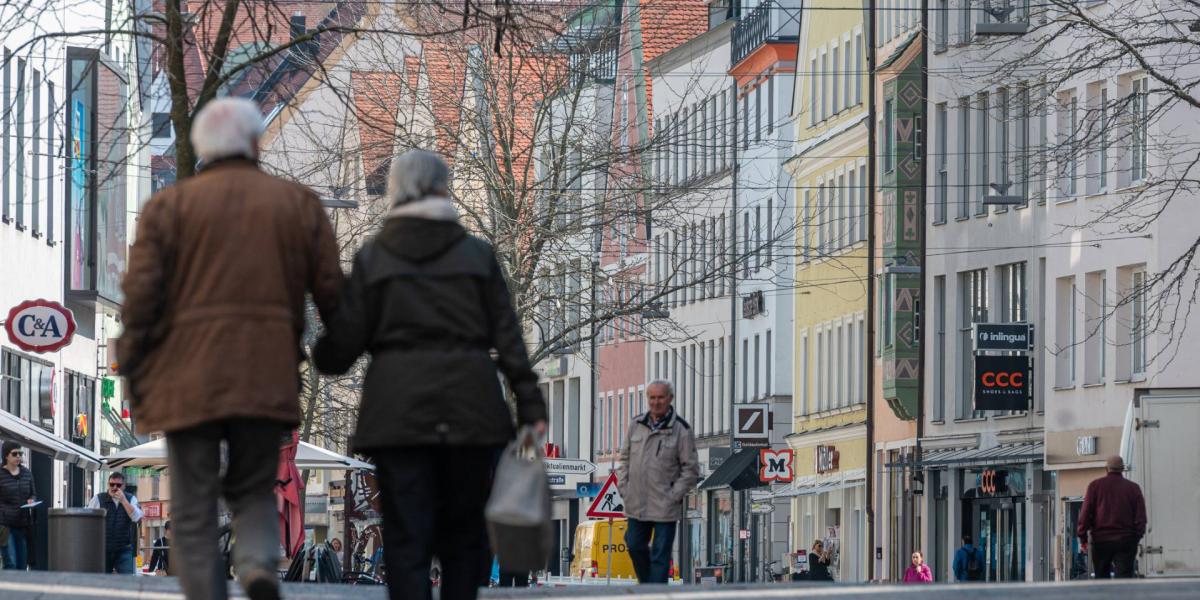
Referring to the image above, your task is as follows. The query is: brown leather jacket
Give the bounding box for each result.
[117,159,343,433]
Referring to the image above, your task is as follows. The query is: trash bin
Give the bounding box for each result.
[48,507,106,572]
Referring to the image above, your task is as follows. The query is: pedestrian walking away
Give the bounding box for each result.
[149,521,171,574]
[806,540,834,582]
[953,535,984,582]
[314,149,546,600]
[904,551,932,583]
[87,472,144,574]
[0,442,36,571]
[1077,455,1147,579]
[118,97,344,600]
[615,380,699,584]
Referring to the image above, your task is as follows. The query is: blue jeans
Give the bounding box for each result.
[4,527,29,570]
[105,547,136,574]
[624,518,676,584]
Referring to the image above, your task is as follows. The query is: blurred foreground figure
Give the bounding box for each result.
[314,150,546,600]
[118,97,343,599]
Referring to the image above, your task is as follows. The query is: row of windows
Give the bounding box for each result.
[596,385,645,455]
[797,315,866,415]
[927,262,1148,422]
[931,74,1150,224]
[0,47,58,245]
[651,76,781,189]
[875,0,921,48]
[808,29,865,126]
[802,162,868,261]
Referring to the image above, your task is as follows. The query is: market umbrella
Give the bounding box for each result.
[276,431,305,558]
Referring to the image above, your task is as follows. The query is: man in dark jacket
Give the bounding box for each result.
[118,98,342,600]
[149,521,170,574]
[87,472,143,574]
[1077,455,1147,578]
[314,149,545,600]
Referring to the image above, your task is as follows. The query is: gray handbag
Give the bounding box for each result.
[485,427,552,572]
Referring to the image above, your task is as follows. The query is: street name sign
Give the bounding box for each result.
[544,458,597,476]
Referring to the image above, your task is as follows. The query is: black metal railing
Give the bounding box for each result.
[569,42,617,88]
[730,0,801,67]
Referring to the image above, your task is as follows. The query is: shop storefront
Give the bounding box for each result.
[920,442,1053,582]
[784,429,869,582]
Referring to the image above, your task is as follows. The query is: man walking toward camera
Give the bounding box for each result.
[87,472,143,574]
[617,380,698,584]
[1077,455,1147,578]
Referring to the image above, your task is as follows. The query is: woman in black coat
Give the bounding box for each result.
[0,441,37,570]
[314,150,546,600]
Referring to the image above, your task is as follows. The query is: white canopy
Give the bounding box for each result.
[103,437,373,471]
[0,409,103,470]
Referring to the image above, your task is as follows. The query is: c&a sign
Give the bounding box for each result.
[5,299,77,354]
[974,355,1030,411]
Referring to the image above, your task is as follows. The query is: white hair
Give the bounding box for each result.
[190,97,264,162]
[387,149,450,207]
[646,379,675,397]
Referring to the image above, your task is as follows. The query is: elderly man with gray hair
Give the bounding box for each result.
[314,149,546,600]
[617,379,699,584]
[119,97,343,600]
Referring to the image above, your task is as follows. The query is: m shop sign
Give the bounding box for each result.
[5,300,77,354]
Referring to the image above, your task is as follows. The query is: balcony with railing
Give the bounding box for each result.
[730,0,801,68]
[568,40,617,88]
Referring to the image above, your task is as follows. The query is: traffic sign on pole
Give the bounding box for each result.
[585,472,624,519]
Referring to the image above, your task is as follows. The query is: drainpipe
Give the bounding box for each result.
[865,0,878,583]
[730,76,743,583]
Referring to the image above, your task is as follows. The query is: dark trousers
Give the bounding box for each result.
[167,419,283,600]
[3,527,29,570]
[625,518,676,584]
[372,446,499,600]
[105,547,136,574]
[1092,538,1139,578]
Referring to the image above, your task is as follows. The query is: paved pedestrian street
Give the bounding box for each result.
[2,572,1200,600]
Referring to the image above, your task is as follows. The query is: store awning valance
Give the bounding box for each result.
[104,438,374,471]
[698,448,765,491]
[919,442,1044,469]
[772,479,863,499]
[0,409,102,470]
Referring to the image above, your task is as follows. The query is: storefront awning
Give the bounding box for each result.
[918,442,1044,469]
[772,479,863,499]
[698,448,765,491]
[0,409,102,470]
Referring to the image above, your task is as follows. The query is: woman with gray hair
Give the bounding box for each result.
[314,150,546,600]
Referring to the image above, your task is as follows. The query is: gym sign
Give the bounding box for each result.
[974,355,1030,411]
[5,299,77,354]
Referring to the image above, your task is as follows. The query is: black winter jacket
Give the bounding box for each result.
[313,217,546,450]
[0,466,36,528]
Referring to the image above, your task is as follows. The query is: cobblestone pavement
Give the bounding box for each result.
[1,571,1199,599]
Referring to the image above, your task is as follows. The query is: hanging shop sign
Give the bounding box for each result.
[815,445,840,474]
[5,299,77,353]
[974,355,1031,411]
[759,449,795,483]
[973,323,1034,352]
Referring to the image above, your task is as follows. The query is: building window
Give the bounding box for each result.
[31,69,40,236]
[999,262,1026,323]
[743,211,750,278]
[959,269,987,418]
[958,97,971,218]
[843,38,852,110]
[742,338,749,401]
[858,164,867,241]
[935,102,948,222]
[767,76,775,134]
[799,332,808,416]
[1056,276,1078,387]
[46,79,54,241]
[998,88,1009,203]
[2,47,9,223]
[820,50,828,120]
[831,45,840,113]
[934,276,946,420]
[718,338,726,431]
[766,198,774,266]
[0,349,54,430]
[855,32,863,104]
[1131,269,1147,376]
[754,86,762,143]
[15,56,24,229]
[152,112,172,139]
[1099,86,1108,190]
[1131,78,1148,182]
[810,56,819,125]
[1084,271,1107,385]
[766,330,773,397]
[936,0,948,51]
[1017,83,1030,203]
[754,205,762,271]
[754,335,761,400]
[976,91,989,214]
[883,98,896,172]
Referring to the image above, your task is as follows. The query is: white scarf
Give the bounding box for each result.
[386,196,458,222]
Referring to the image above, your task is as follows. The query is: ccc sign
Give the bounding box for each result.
[979,469,1007,495]
[980,371,1024,388]
[974,355,1030,411]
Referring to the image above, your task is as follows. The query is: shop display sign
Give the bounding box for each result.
[5,299,77,353]
[974,355,1031,411]
[815,445,840,474]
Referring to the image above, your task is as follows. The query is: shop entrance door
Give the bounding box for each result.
[973,499,1025,582]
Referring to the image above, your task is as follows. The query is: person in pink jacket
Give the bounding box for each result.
[904,551,933,583]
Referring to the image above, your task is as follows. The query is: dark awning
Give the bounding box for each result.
[0,410,102,470]
[698,448,765,491]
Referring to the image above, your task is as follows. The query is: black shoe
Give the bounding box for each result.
[241,569,281,600]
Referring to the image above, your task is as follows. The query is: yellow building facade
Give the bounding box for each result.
[782,0,870,582]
